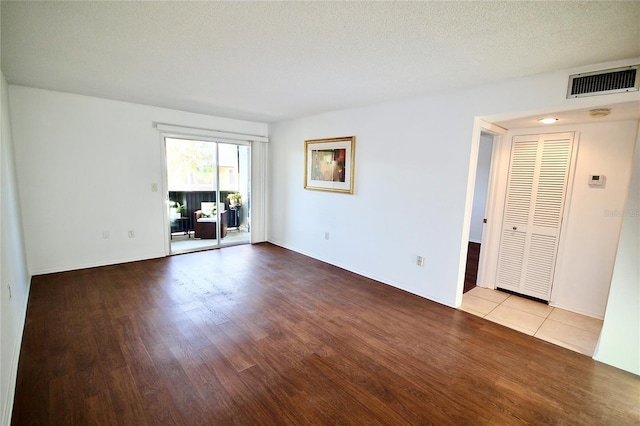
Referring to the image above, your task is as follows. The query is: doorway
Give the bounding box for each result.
[464,132,495,293]
[165,137,251,254]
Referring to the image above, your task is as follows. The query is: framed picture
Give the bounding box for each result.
[304,136,356,194]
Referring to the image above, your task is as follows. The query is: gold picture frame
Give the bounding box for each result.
[304,136,356,194]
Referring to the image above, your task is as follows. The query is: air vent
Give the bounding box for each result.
[567,65,639,98]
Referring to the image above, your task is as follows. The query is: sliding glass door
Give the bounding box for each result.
[165,137,250,254]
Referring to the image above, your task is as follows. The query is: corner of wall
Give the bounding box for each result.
[593,121,640,375]
[1,71,32,426]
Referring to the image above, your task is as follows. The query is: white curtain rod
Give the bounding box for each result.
[153,122,269,143]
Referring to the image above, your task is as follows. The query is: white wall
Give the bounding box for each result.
[268,59,638,306]
[469,133,493,243]
[268,58,639,337]
[8,86,268,274]
[269,98,478,306]
[497,122,638,318]
[0,73,31,426]
[594,124,640,375]
[546,121,637,318]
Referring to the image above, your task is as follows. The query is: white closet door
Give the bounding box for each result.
[496,132,574,301]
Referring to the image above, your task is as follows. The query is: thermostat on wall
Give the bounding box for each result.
[588,174,606,187]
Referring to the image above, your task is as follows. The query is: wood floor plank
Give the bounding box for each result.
[48,374,78,425]
[185,307,258,372]
[90,313,128,371]
[137,329,211,425]
[106,367,152,425]
[117,335,187,425]
[11,243,640,425]
[84,389,120,426]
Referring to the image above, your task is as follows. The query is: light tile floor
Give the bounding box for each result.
[460,287,603,356]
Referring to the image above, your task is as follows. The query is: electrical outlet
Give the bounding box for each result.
[416,256,424,267]
[128,230,135,238]
[151,183,158,192]
[102,231,110,239]
[324,232,330,240]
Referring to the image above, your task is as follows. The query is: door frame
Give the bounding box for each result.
[457,119,507,306]
[467,124,581,301]
[159,131,252,256]
[475,122,508,290]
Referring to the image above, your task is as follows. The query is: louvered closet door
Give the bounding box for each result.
[496,132,574,301]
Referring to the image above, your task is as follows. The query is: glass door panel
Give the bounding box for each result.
[219,143,251,246]
[165,138,250,253]
[166,137,219,253]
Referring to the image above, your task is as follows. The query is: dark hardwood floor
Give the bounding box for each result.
[464,241,481,293]
[12,243,639,425]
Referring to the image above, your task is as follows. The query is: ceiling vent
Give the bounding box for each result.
[567,65,639,98]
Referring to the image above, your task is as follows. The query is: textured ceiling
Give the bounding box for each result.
[2,1,639,123]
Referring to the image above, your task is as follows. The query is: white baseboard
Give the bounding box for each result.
[1,278,31,426]
[548,301,604,320]
[31,252,166,276]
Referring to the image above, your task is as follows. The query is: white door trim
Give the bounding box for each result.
[456,118,507,306]
[476,123,508,290]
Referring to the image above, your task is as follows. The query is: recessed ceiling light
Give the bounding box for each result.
[538,118,558,124]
